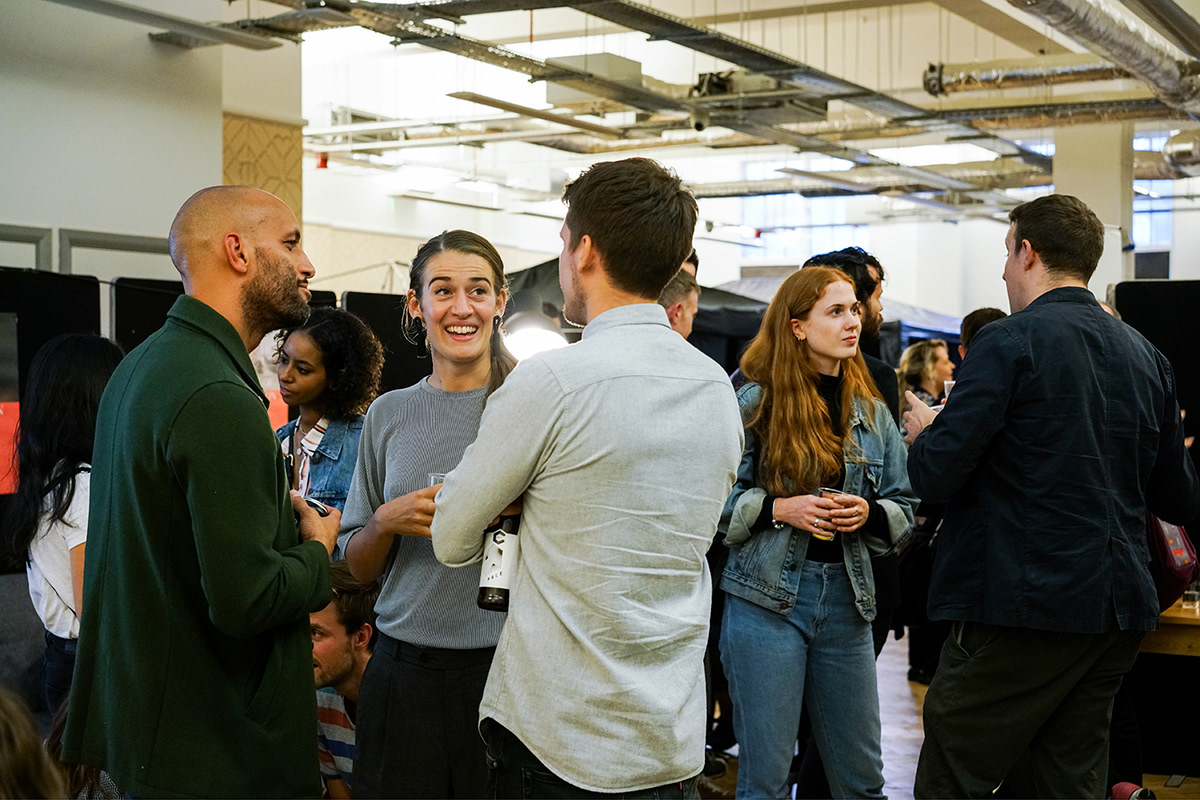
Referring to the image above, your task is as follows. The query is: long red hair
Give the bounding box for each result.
[740,267,883,496]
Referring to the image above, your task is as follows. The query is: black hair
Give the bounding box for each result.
[685,249,700,272]
[562,158,698,299]
[1008,194,1105,282]
[2,335,123,568]
[274,307,384,421]
[803,246,883,308]
[402,230,517,398]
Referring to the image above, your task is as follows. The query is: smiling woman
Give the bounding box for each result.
[337,230,518,798]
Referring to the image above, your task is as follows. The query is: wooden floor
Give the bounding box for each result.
[876,636,1198,800]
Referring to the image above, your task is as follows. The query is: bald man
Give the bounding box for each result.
[62,187,341,798]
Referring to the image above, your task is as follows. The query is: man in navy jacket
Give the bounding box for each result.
[903,194,1198,799]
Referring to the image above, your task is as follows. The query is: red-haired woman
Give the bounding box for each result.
[719,267,917,799]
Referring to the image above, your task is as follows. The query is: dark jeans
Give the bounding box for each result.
[915,622,1144,799]
[44,631,76,714]
[354,635,495,799]
[483,720,700,799]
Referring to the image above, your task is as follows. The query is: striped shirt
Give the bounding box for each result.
[337,380,505,648]
[316,688,355,786]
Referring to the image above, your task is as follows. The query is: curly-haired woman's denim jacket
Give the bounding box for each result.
[719,381,917,622]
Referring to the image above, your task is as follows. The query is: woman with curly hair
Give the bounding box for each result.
[899,338,955,407]
[275,306,384,513]
[339,230,517,798]
[719,267,916,799]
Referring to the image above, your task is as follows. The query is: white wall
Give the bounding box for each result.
[0,2,223,258]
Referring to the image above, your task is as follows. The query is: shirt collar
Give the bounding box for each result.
[166,295,269,407]
[581,303,671,340]
[1027,285,1096,309]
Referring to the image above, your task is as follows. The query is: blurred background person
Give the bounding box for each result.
[0,687,67,798]
[658,267,701,340]
[1,334,123,714]
[339,230,517,799]
[312,560,380,799]
[900,338,954,407]
[276,306,384,518]
[719,267,916,799]
[958,308,1006,361]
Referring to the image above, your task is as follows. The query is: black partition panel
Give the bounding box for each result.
[111,278,184,353]
[0,268,101,567]
[112,279,337,354]
[342,292,431,394]
[1113,279,1199,470]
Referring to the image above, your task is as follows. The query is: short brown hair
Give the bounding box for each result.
[563,158,698,299]
[658,268,700,310]
[960,307,1006,351]
[1008,194,1104,282]
[329,560,380,646]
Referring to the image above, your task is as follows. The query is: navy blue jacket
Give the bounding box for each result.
[908,287,1198,634]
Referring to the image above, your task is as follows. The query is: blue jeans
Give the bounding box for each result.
[721,561,885,799]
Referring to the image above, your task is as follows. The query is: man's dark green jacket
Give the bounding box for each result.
[63,296,331,798]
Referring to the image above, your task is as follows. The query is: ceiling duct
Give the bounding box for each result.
[1163,128,1200,174]
[924,54,1129,94]
[1006,0,1200,116]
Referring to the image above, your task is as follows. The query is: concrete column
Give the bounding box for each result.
[1053,122,1135,299]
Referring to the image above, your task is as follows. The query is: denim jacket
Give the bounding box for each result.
[275,415,365,512]
[719,382,916,621]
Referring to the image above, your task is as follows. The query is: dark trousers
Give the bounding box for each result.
[483,720,700,799]
[354,635,495,799]
[43,631,76,714]
[914,622,1145,799]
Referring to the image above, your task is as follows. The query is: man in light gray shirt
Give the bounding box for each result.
[430,157,744,798]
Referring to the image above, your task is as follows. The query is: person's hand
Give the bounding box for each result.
[1183,409,1193,450]
[373,484,439,539]
[291,491,342,556]
[489,496,525,528]
[824,492,871,533]
[771,494,841,539]
[903,390,938,445]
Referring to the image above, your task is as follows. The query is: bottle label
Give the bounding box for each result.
[479,518,520,590]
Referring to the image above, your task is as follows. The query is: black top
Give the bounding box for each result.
[909,287,1199,633]
[864,353,900,424]
[758,371,889,562]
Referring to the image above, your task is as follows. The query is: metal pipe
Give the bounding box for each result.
[924,55,1128,95]
[1006,0,1200,116]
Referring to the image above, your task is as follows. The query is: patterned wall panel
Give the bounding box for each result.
[222,113,303,218]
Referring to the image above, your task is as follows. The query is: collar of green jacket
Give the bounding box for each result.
[166,294,270,409]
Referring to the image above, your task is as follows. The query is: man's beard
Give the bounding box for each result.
[862,310,881,340]
[561,265,586,327]
[242,247,310,342]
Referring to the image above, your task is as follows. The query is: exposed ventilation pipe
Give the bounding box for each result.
[1163,128,1200,175]
[924,55,1128,94]
[1007,0,1200,116]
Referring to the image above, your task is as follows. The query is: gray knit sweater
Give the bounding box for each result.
[337,379,505,648]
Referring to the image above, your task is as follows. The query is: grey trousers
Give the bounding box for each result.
[914,621,1145,799]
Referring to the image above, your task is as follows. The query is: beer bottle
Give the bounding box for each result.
[477,516,520,611]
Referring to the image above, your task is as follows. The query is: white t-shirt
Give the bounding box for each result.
[27,467,90,639]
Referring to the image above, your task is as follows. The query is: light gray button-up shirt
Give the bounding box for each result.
[432,302,743,792]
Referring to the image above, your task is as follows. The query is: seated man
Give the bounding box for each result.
[312,561,380,799]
